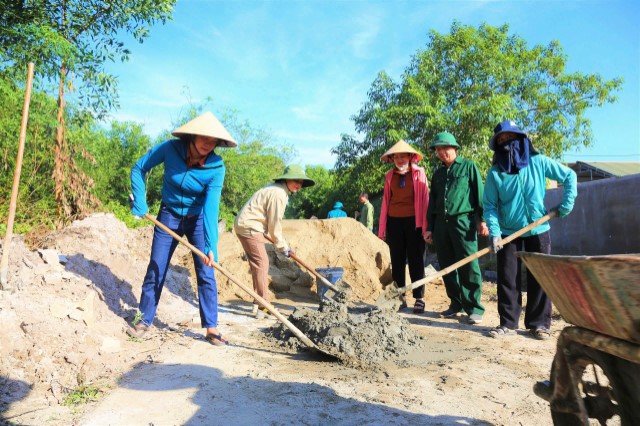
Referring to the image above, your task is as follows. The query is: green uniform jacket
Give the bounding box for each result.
[427,156,484,230]
[359,201,374,230]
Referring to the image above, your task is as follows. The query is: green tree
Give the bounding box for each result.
[0,0,176,223]
[0,74,60,233]
[76,120,152,205]
[334,21,623,179]
[286,165,334,219]
[218,108,295,227]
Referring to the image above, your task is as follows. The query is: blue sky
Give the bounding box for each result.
[106,0,639,168]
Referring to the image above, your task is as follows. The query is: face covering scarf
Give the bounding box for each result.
[495,137,531,174]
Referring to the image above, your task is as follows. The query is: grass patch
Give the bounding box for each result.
[62,385,103,406]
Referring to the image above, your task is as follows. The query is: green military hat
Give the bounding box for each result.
[429,132,461,150]
[273,164,316,187]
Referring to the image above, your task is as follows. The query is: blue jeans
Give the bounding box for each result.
[138,205,218,328]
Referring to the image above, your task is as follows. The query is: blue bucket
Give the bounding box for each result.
[314,267,344,300]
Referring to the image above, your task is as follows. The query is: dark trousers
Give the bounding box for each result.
[386,216,425,299]
[496,231,552,330]
[433,213,484,315]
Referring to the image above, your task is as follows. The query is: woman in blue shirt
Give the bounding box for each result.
[483,120,577,340]
[128,112,236,346]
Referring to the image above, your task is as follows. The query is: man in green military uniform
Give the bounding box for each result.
[357,192,374,231]
[425,132,489,324]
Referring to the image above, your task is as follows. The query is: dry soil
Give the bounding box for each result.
[0,214,568,425]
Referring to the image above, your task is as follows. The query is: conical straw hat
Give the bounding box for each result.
[380,139,423,163]
[172,111,237,147]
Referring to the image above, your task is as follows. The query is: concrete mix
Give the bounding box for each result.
[268,281,426,368]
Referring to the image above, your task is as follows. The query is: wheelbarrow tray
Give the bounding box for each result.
[517,253,640,344]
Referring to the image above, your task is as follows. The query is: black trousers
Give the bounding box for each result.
[496,231,552,330]
[386,216,425,299]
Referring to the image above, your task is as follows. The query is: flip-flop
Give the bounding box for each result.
[205,332,229,346]
[126,323,148,338]
[488,326,515,338]
[529,327,551,340]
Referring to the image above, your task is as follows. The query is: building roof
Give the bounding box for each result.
[569,161,640,182]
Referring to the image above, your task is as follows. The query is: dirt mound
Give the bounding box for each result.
[0,214,393,411]
[217,218,393,303]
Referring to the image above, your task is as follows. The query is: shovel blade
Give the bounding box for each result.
[374,283,403,311]
[374,265,440,310]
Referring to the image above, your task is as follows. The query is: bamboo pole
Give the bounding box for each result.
[1,63,35,291]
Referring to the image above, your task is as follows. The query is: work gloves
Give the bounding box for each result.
[490,236,503,253]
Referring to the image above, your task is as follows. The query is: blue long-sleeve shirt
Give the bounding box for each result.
[130,139,225,260]
[483,154,577,238]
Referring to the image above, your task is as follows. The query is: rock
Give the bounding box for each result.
[38,249,60,265]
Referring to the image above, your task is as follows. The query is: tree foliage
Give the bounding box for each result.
[0,0,176,224]
[333,21,623,180]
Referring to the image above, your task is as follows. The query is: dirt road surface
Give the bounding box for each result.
[1,214,563,425]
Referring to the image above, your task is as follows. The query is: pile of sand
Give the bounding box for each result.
[216,217,393,304]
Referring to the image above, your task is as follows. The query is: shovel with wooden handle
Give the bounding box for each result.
[137,208,336,359]
[261,233,350,296]
[375,210,558,309]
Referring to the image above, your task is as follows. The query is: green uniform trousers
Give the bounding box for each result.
[433,213,484,315]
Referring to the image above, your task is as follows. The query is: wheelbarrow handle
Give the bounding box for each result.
[142,213,322,353]
[261,233,341,293]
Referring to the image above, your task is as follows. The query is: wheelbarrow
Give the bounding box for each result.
[517,252,640,425]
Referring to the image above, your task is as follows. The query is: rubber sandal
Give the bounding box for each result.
[126,323,148,338]
[413,299,425,314]
[488,326,515,338]
[205,332,229,346]
[529,327,551,340]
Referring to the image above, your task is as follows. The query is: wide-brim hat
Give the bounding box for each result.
[489,120,527,150]
[380,139,423,163]
[429,131,461,150]
[273,164,316,187]
[172,111,238,147]
[333,202,344,209]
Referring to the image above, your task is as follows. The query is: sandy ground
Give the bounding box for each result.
[77,297,563,426]
[0,214,566,425]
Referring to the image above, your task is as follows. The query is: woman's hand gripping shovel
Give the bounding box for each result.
[375,211,558,310]
[129,196,336,359]
[261,234,352,302]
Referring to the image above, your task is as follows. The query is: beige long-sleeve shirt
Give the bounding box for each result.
[233,182,290,251]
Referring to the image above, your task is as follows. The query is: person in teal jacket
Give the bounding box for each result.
[127,112,236,346]
[327,201,347,218]
[483,120,577,340]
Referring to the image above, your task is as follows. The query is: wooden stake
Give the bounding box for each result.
[1,63,35,290]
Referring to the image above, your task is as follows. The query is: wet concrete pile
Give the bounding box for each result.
[269,282,426,368]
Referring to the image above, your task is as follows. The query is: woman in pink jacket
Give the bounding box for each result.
[378,140,429,313]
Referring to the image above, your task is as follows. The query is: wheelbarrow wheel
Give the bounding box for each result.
[550,342,640,426]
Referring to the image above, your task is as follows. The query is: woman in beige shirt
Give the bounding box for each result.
[234,165,315,318]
